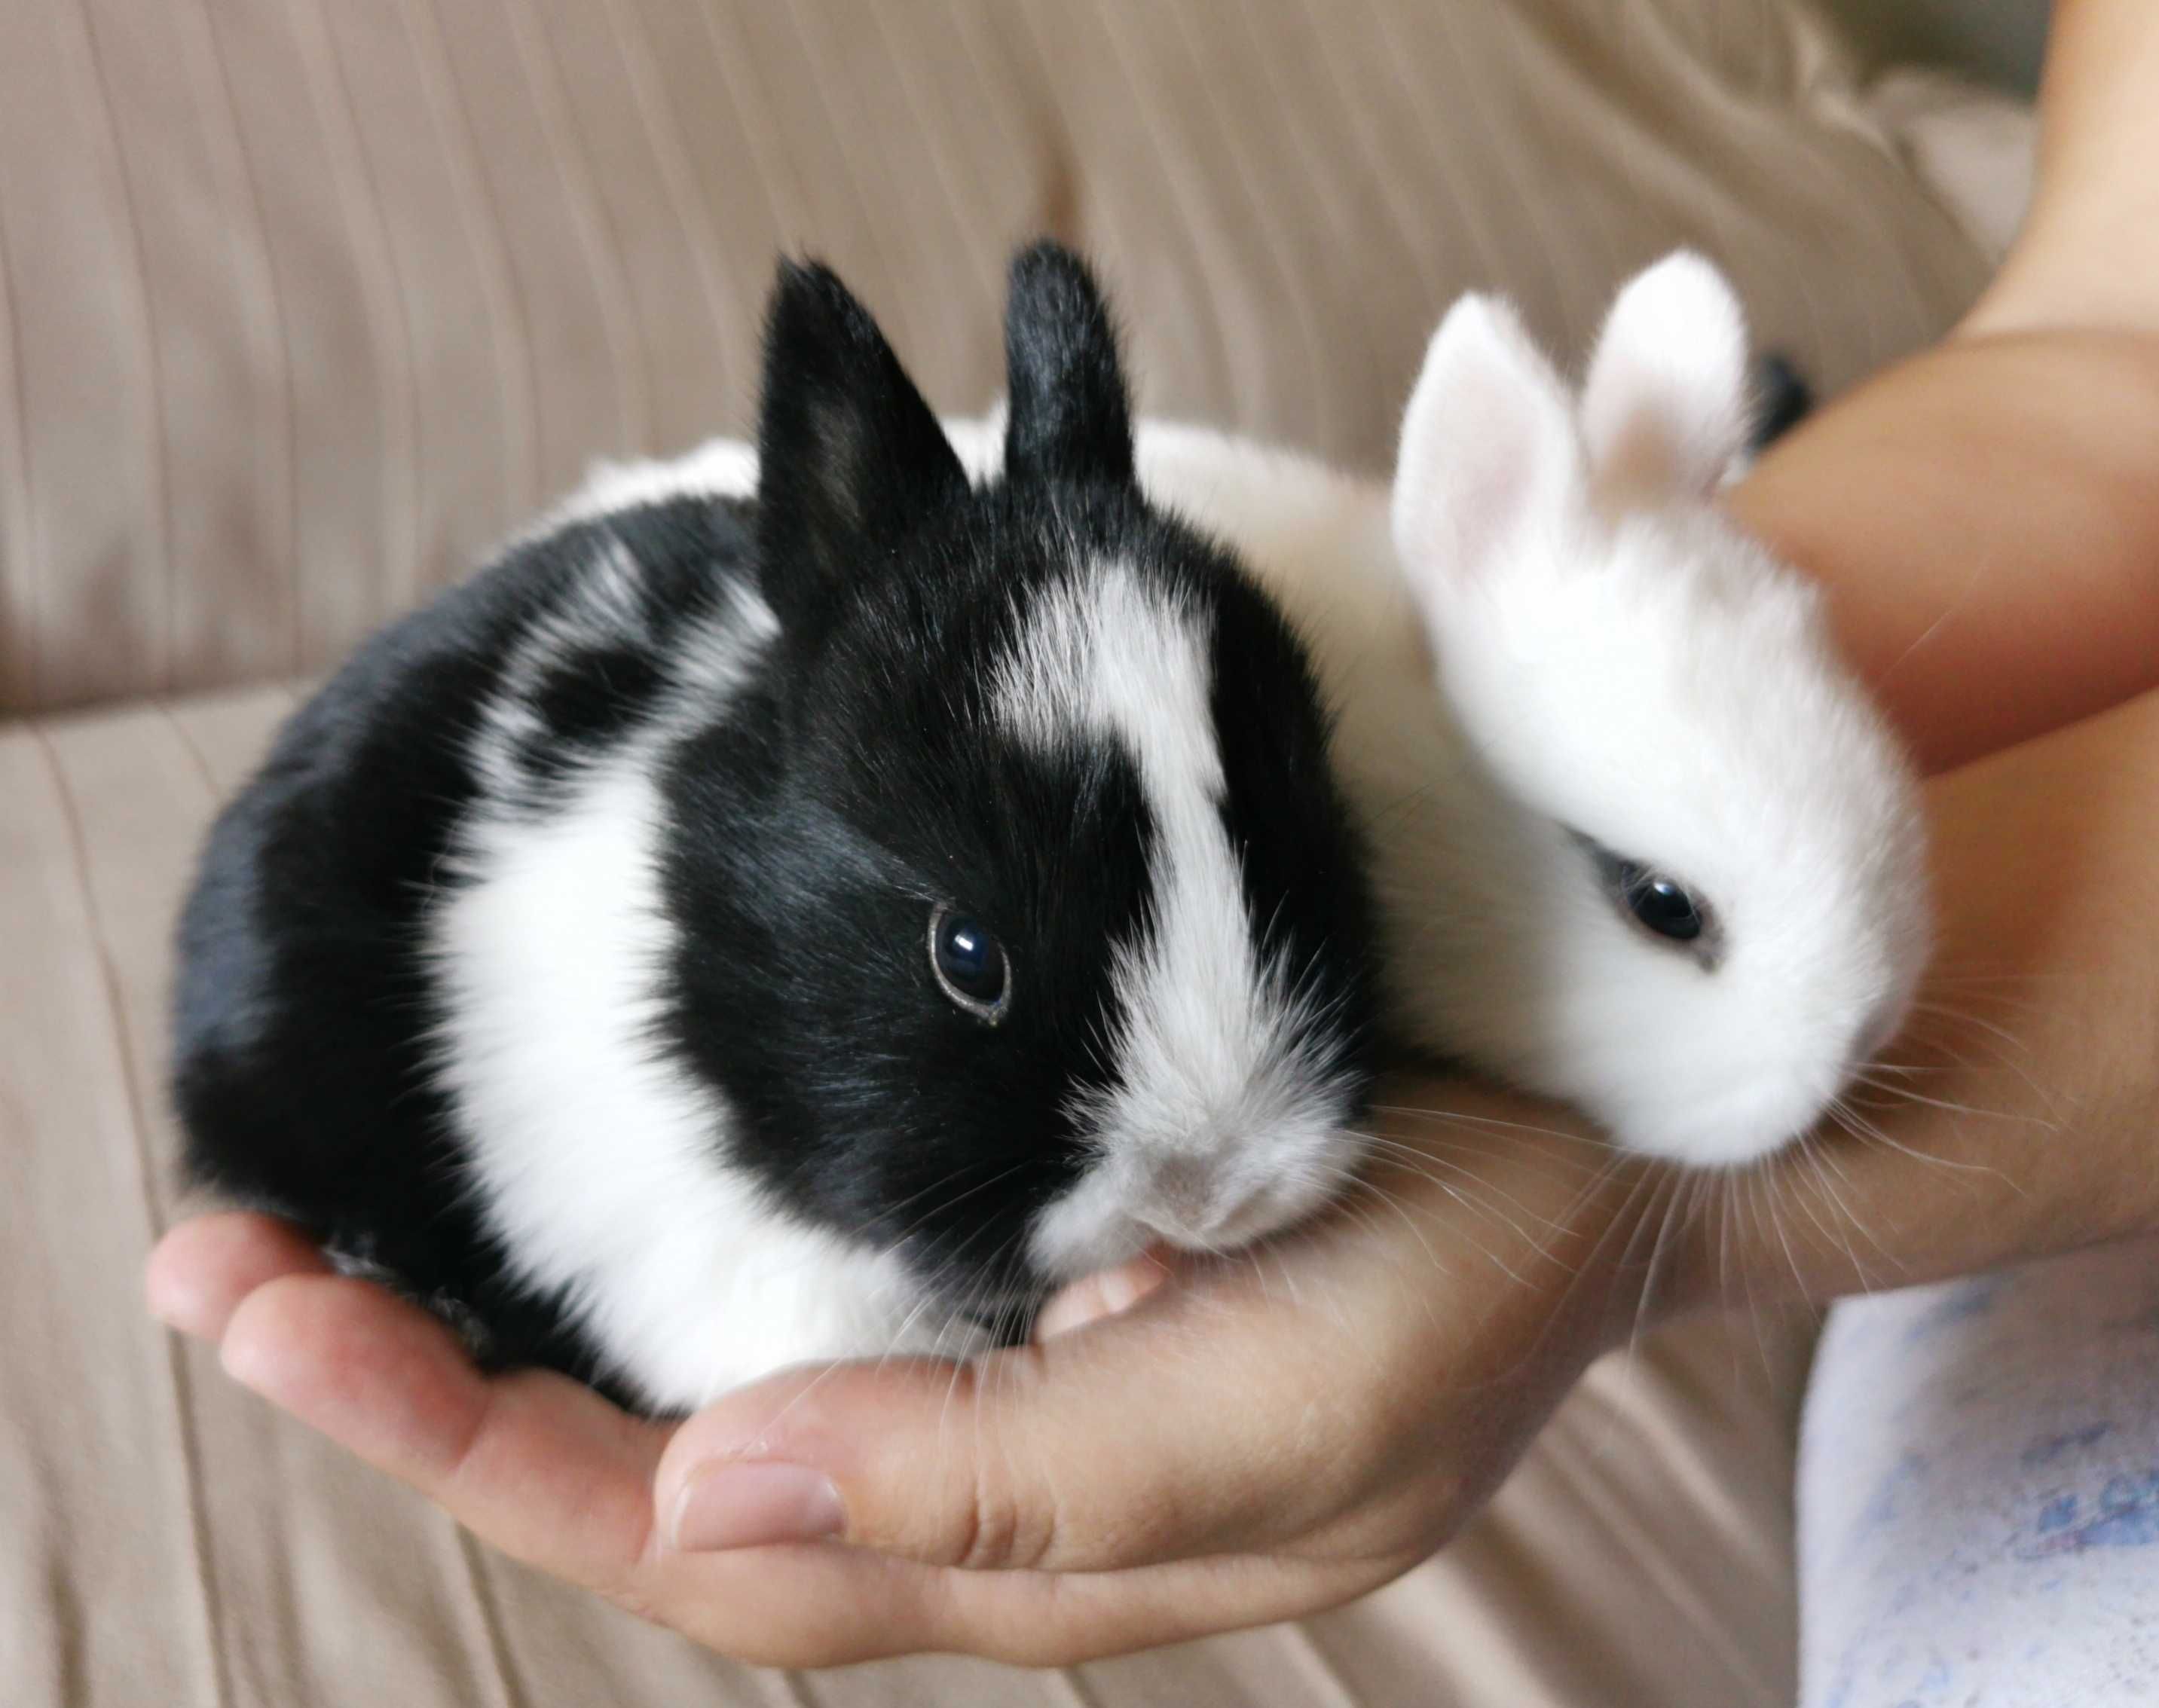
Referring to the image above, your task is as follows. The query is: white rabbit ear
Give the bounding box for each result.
[1391,294,1583,602]
[1579,252,1750,508]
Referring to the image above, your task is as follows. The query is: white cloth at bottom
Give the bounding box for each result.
[1799,1234,2159,1705]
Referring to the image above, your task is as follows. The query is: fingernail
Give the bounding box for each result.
[668,1461,846,1552]
[1099,1252,1170,1315]
[145,1260,216,1341]
[147,1289,199,1338]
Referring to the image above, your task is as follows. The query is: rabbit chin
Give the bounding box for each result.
[1506,941,1912,1171]
[1584,1073,1846,1169]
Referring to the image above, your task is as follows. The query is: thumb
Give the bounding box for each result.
[651,1264,1363,1573]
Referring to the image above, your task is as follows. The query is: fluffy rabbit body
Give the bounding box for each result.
[172,246,1379,1411]
[653,254,1918,1168]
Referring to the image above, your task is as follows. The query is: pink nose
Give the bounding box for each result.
[1136,1155,1257,1245]
[1148,1155,1213,1224]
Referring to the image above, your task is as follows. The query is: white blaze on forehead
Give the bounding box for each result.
[993,563,1228,799]
[992,564,1359,1278]
[992,570,1255,1113]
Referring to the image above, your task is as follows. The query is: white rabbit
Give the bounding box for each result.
[1131,254,1930,1166]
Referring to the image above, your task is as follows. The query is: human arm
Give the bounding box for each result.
[1728,0,2159,774]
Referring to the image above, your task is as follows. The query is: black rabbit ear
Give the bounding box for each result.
[1002,241,1135,488]
[756,258,968,628]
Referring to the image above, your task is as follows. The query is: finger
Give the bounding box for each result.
[1033,1246,1173,1340]
[209,1282,1399,1664]
[654,1257,1376,1575]
[925,1543,1419,1666]
[146,1211,332,1340]
[676,1532,1410,1668]
[218,1272,665,1587]
[196,1266,1347,1666]
[211,1271,986,1666]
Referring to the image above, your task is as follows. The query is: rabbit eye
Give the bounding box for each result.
[929,903,1011,1022]
[1619,867,1703,942]
[1586,843,1712,951]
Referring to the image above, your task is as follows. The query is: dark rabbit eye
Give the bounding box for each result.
[1619,867,1703,942]
[1586,843,1712,951]
[929,903,1011,1022]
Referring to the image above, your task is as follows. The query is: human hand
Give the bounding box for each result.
[146,676,2159,1666]
[147,1088,1659,1667]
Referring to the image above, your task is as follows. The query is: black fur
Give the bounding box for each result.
[755,258,971,640]
[1003,240,1136,488]
[172,243,1378,1408]
[1751,353,1814,451]
[1209,579,1377,1022]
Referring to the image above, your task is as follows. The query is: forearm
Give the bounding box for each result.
[1728,337,2159,775]
[1725,0,2159,778]
[1964,0,2159,344]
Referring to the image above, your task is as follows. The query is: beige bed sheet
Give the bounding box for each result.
[2,0,2003,1700]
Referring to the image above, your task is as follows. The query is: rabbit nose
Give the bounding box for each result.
[1136,1154,1240,1244]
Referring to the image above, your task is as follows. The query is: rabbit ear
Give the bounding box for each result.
[1002,240,1136,488]
[1579,252,1750,508]
[755,257,968,633]
[1391,293,1583,605]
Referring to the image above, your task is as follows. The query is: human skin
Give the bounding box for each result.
[1740,0,2159,778]
[147,0,2159,1669]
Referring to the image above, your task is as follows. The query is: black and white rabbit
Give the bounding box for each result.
[171,244,1380,1412]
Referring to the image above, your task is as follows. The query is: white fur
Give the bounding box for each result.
[991,565,1365,1278]
[549,438,763,526]
[467,537,654,802]
[1579,252,1750,507]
